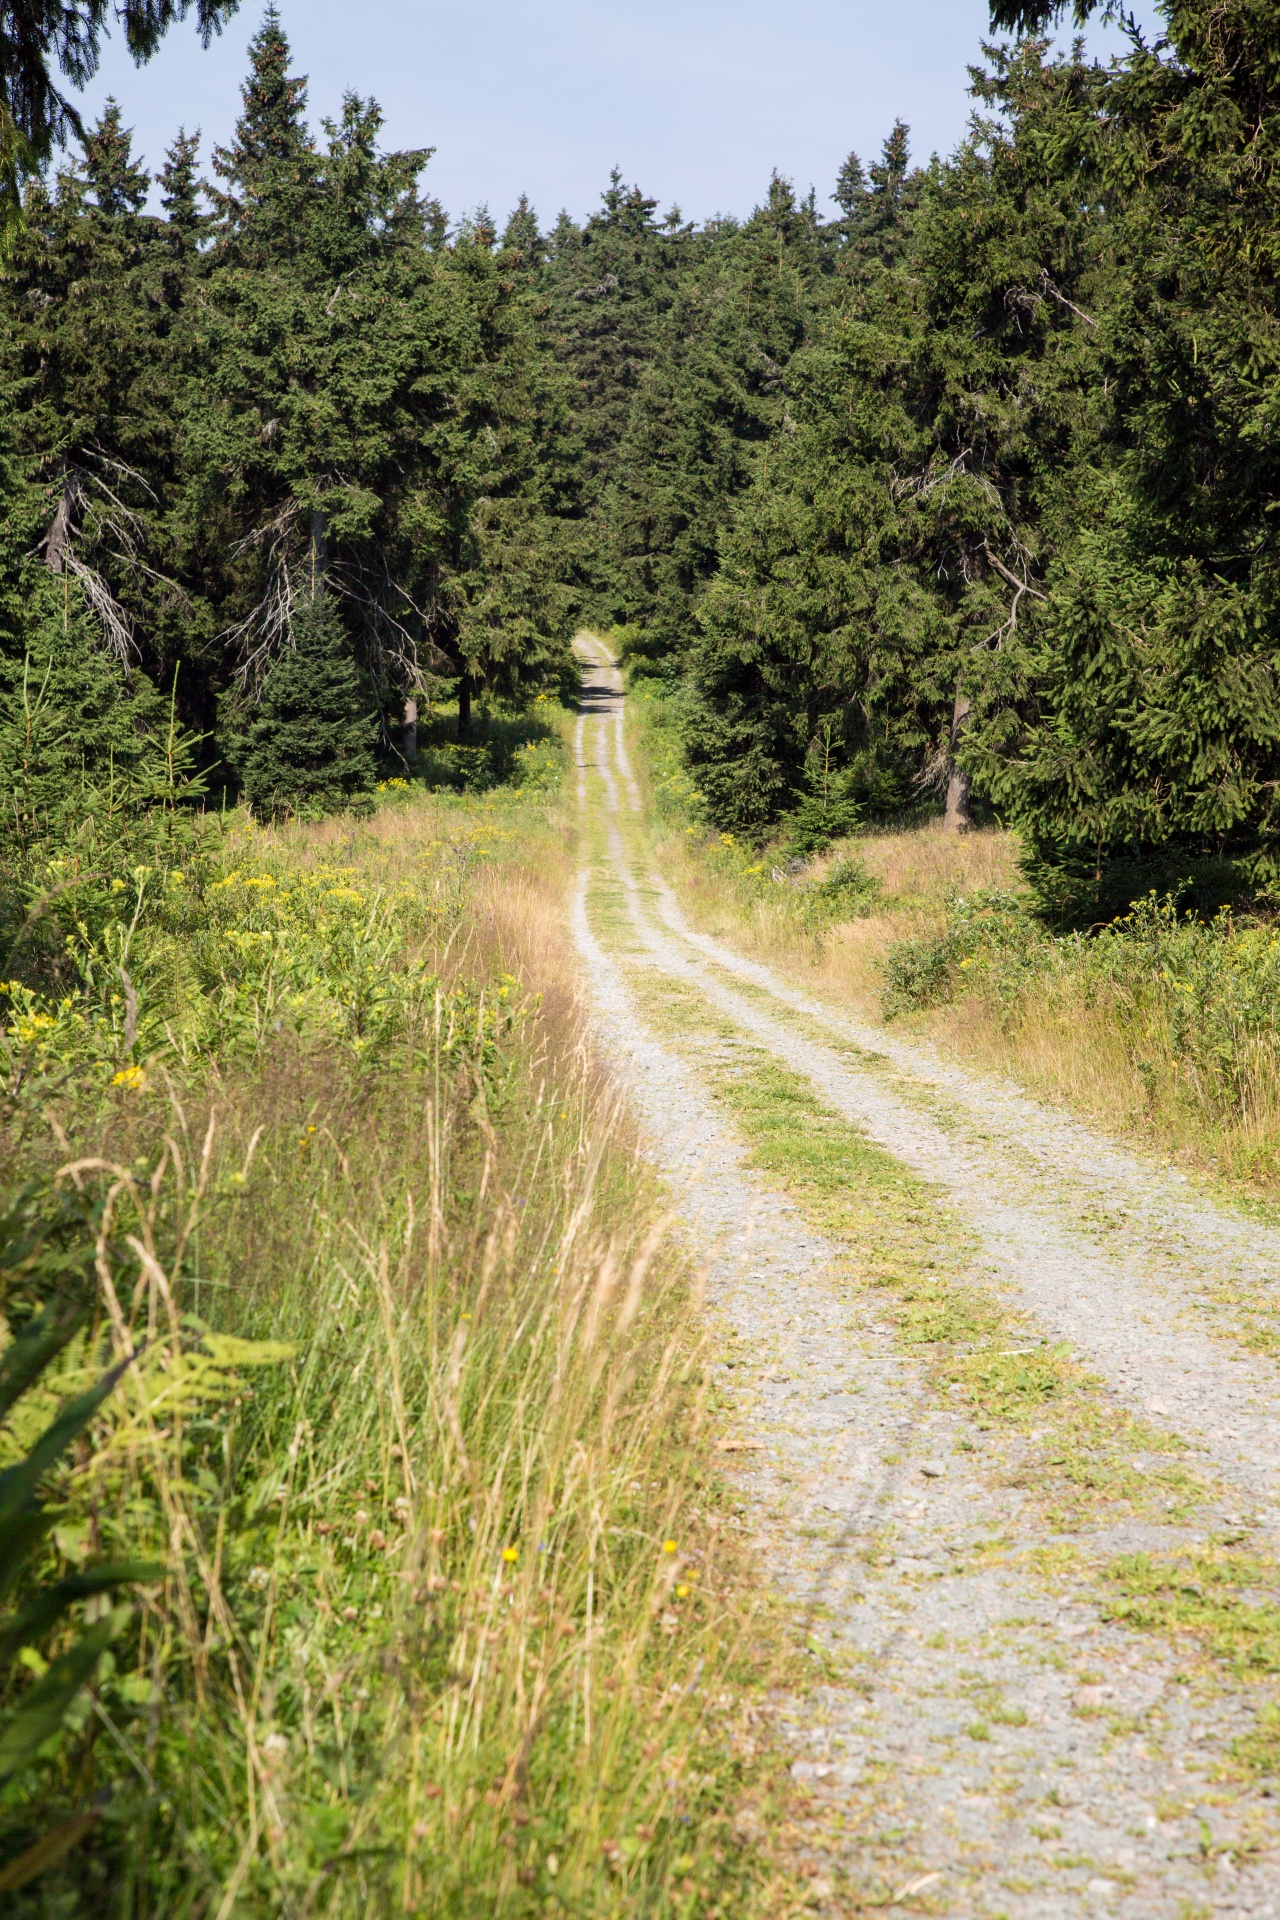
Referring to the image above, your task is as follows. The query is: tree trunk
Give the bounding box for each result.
[457,673,471,741]
[943,691,973,832]
[308,508,329,595]
[404,695,418,761]
[944,764,972,833]
[44,487,73,574]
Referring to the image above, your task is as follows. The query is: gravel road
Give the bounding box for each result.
[570,644,1280,1918]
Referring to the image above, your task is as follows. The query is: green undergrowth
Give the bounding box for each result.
[409,695,567,796]
[0,781,798,1917]
[884,890,1280,1198]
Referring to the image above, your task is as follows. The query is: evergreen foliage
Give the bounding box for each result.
[4,0,1280,912]
[239,589,376,814]
[0,13,581,811]
[0,0,240,236]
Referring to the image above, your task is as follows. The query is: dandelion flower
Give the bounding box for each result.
[662,1539,677,1555]
[502,1546,520,1564]
[675,1583,690,1598]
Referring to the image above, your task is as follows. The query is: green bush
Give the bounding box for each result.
[413,699,562,794]
[881,886,1280,1132]
[881,889,1043,1019]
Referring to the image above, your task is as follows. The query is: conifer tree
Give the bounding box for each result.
[0,0,240,236]
[601,172,831,677]
[502,194,543,266]
[681,55,1104,839]
[832,121,920,273]
[159,126,205,249]
[540,170,690,555]
[208,3,315,263]
[239,589,376,815]
[193,16,574,756]
[0,100,198,708]
[80,97,148,215]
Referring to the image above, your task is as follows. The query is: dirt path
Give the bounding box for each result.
[570,645,1280,1918]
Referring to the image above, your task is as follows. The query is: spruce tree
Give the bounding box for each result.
[80,97,149,216]
[208,3,315,263]
[502,194,544,266]
[681,51,1104,840]
[159,127,206,251]
[0,100,201,710]
[239,590,376,815]
[0,0,240,235]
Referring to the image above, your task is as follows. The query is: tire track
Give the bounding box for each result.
[570,639,1280,1918]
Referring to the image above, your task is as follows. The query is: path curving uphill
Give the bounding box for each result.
[571,639,1280,1919]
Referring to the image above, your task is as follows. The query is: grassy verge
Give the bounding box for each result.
[630,691,1280,1206]
[0,775,796,1915]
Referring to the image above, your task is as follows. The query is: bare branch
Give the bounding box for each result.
[225,570,298,690]
[982,539,1047,603]
[64,551,138,670]
[1039,269,1098,329]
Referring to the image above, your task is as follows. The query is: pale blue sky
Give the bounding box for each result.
[74,0,1164,227]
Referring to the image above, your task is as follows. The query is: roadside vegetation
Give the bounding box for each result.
[0,732,798,1915]
[630,688,1280,1204]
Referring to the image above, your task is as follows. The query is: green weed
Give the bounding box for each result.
[1102,1549,1280,1671]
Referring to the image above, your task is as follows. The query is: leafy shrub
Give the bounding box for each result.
[881,890,1043,1018]
[0,803,518,1110]
[413,700,562,794]
[880,928,957,1017]
[1086,895,1280,1123]
[794,854,881,932]
[881,885,1280,1134]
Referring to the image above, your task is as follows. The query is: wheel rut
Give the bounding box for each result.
[570,642,1280,1919]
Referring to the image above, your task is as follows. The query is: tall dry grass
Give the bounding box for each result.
[657,818,1018,1008]
[0,789,794,1916]
[629,690,1280,1192]
[662,786,1280,1192]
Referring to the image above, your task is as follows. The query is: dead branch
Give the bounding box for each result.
[225,570,297,689]
[64,551,138,669]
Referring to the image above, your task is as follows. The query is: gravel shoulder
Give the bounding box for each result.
[570,644,1280,1919]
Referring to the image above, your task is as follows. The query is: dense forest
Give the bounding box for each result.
[2,1,1278,921]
